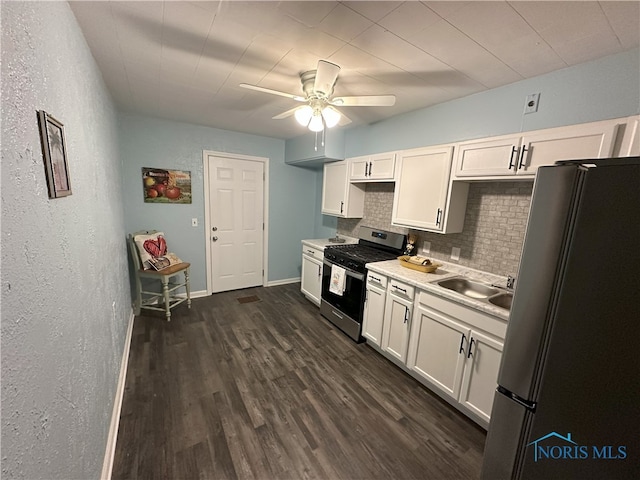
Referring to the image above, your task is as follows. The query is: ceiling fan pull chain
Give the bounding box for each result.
[321,125,326,147]
[314,131,318,152]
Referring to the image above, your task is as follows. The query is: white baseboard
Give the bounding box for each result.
[101,309,135,480]
[188,289,209,298]
[266,277,300,287]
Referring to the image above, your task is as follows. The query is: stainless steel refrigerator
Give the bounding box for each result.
[481,157,640,479]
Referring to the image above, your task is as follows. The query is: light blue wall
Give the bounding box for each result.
[118,114,319,289]
[1,2,130,479]
[344,48,640,156]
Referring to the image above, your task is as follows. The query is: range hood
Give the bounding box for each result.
[285,129,345,168]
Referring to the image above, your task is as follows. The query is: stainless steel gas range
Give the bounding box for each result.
[320,227,406,342]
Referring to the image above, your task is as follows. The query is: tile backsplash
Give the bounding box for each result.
[337,181,534,277]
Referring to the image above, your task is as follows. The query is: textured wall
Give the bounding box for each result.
[1,3,130,479]
[338,181,533,277]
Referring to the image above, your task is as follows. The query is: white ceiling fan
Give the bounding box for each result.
[239,60,396,132]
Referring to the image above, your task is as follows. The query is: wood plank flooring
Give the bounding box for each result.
[113,283,486,479]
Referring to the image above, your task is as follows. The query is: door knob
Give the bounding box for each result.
[212,226,218,231]
[212,236,218,242]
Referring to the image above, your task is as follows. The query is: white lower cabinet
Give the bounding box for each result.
[362,272,388,346]
[406,290,505,428]
[407,305,468,400]
[300,245,323,306]
[381,279,414,364]
[457,329,504,424]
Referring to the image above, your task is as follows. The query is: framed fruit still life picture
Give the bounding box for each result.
[142,167,192,204]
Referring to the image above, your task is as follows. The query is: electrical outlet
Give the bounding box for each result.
[451,247,461,261]
[524,93,540,114]
[191,218,198,227]
[422,241,431,254]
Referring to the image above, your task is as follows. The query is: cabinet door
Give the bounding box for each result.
[392,146,453,231]
[406,305,467,401]
[367,153,396,181]
[300,254,322,306]
[381,292,412,363]
[454,135,521,178]
[349,156,370,181]
[518,119,619,176]
[321,161,348,216]
[362,283,386,346]
[618,115,639,157]
[458,330,504,426]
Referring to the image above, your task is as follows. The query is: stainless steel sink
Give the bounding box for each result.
[436,277,500,299]
[488,292,513,310]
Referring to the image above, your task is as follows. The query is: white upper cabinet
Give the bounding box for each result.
[617,115,640,157]
[392,145,469,234]
[454,134,523,178]
[454,118,620,180]
[349,153,396,182]
[321,160,365,218]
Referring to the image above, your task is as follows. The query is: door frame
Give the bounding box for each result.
[202,150,269,295]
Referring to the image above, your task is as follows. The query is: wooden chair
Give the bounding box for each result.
[127,230,191,320]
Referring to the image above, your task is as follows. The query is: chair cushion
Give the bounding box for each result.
[134,231,166,269]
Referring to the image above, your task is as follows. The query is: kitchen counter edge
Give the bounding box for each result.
[366,259,511,321]
[301,237,358,250]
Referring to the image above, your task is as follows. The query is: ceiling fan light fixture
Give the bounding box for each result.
[308,113,324,132]
[294,105,313,126]
[321,106,341,128]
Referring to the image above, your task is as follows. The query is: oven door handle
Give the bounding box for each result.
[323,259,364,282]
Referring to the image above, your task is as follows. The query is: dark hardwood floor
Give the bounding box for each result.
[113,283,486,479]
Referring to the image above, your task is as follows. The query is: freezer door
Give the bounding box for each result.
[481,390,532,479]
[497,165,582,400]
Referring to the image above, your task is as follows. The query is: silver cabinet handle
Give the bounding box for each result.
[508,146,518,170]
[436,208,442,226]
[518,146,529,169]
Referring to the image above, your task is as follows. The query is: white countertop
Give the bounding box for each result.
[366,259,511,321]
[301,236,358,250]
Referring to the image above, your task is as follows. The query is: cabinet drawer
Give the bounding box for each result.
[388,279,415,300]
[367,271,388,289]
[302,245,323,261]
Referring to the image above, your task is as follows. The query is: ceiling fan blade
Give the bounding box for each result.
[337,110,352,127]
[313,60,340,97]
[239,83,305,101]
[331,95,396,107]
[272,106,301,120]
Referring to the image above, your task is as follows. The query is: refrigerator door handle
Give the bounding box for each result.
[496,385,537,411]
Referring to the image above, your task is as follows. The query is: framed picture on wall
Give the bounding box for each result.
[142,167,192,204]
[37,110,71,198]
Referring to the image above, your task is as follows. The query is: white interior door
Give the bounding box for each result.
[206,154,265,293]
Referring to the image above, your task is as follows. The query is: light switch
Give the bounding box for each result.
[191,218,198,227]
[423,241,431,254]
[451,247,460,261]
